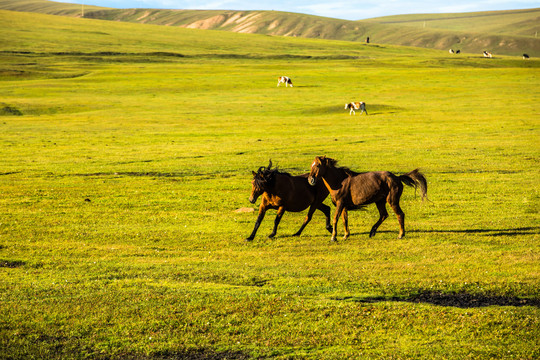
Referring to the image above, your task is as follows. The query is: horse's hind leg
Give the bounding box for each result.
[370,199,388,237]
[319,203,333,233]
[293,203,332,236]
[388,187,405,238]
[390,203,405,239]
[293,205,316,236]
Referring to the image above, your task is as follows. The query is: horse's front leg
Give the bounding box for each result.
[341,209,350,240]
[268,207,286,239]
[370,200,388,238]
[331,203,345,242]
[246,205,267,241]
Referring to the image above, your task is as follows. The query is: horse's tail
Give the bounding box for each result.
[399,169,427,200]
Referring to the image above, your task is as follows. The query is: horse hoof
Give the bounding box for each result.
[267,234,275,239]
[245,237,254,242]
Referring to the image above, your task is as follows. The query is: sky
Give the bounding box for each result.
[62,0,540,20]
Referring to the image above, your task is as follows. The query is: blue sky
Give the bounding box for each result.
[62,0,540,20]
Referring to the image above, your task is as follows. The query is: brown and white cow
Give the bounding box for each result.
[345,102,367,115]
[277,76,293,87]
[483,51,493,58]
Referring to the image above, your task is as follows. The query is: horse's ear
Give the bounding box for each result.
[252,171,257,176]
[268,159,272,170]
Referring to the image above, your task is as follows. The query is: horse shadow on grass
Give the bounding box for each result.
[144,348,252,360]
[281,226,538,240]
[332,290,540,308]
[301,103,404,116]
[410,226,539,237]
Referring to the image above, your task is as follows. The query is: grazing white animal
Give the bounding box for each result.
[277,76,293,87]
[449,49,454,54]
[345,102,367,115]
[483,51,493,58]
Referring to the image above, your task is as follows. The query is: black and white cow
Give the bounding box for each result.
[277,76,293,87]
[483,51,493,58]
[523,54,530,60]
[345,102,367,115]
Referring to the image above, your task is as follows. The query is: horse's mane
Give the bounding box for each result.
[323,157,360,177]
[253,160,291,187]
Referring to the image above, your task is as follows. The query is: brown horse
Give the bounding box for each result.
[247,160,332,241]
[308,156,427,241]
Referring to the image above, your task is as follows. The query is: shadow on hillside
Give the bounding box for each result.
[333,290,540,308]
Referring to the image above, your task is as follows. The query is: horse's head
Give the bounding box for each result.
[308,156,327,186]
[249,160,273,203]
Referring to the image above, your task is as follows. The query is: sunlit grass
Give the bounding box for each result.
[0,9,539,360]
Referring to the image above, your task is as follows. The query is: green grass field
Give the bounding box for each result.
[0,9,539,360]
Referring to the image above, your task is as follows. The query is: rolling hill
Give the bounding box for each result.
[0,0,538,56]
[369,9,540,37]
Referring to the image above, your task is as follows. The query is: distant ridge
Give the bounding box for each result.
[0,0,538,56]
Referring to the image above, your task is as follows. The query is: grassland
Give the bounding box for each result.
[1,9,539,360]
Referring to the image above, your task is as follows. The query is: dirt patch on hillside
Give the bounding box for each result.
[234,24,259,34]
[184,15,226,30]
[231,13,263,33]
[268,20,280,30]
[136,11,151,21]
[223,12,244,26]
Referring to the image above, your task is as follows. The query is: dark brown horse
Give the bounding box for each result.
[247,160,332,241]
[308,156,427,241]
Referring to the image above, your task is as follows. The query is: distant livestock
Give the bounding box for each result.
[277,76,293,87]
[449,49,454,54]
[483,51,493,58]
[345,102,367,115]
[456,50,460,54]
[523,54,530,59]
